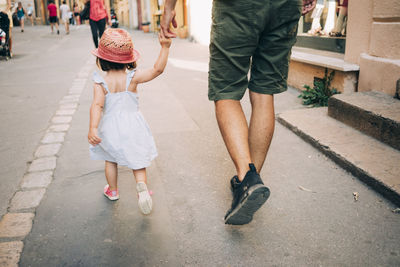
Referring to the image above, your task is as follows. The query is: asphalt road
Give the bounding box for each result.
[1,25,399,266]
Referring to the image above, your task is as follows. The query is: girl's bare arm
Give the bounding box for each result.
[131,31,172,84]
[88,84,105,145]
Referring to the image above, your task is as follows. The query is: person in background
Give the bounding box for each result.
[47,0,59,34]
[0,0,12,56]
[16,2,24,32]
[88,0,111,48]
[59,0,70,34]
[73,2,80,25]
[26,3,34,26]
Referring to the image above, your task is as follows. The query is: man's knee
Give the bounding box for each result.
[249,90,274,107]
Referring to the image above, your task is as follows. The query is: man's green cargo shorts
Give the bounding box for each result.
[208,0,302,101]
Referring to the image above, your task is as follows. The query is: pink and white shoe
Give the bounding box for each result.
[103,184,119,201]
[136,182,152,215]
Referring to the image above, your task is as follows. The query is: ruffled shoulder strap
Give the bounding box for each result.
[93,71,110,93]
[125,69,136,91]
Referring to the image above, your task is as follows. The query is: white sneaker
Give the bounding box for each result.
[136,182,152,215]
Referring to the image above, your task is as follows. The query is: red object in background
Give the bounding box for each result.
[47,3,57,17]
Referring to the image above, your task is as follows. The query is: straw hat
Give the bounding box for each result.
[92,28,140,64]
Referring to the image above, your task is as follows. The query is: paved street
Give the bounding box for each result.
[1,25,399,266]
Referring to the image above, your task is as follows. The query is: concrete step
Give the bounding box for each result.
[289,47,359,94]
[277,107,400,206]
[328,91,400,150]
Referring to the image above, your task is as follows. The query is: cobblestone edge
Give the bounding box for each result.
[0,58,93,266]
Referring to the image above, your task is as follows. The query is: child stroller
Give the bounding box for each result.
[0,11,11,60]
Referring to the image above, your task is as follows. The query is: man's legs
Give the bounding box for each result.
[248,91,275,172]
[215,100,252,181]
[97,18,106,39]
[55,20,59,34]
[215,92,275,180]
[65,20,69,33]
[89,19,99,47]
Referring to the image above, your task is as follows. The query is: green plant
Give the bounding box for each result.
[298,68,339,107]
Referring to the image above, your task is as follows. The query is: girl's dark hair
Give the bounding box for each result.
[97,58,136,71]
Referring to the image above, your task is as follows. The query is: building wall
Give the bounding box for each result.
[344,0,373,64]
[187,0,212,45]
[346,0,400,95]
[113,0,139,29]
[128,0,138,28]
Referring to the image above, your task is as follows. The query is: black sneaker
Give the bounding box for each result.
[224,163,270,225]
[57,30,60,35]
[230,175,239,194]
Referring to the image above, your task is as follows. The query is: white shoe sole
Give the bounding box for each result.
[137,182,152,215]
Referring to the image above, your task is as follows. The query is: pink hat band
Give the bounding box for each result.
[92,28,140,64]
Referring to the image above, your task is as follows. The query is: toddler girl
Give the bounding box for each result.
[88,28,171,214]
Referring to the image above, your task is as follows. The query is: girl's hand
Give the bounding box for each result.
[159,30,172,48]
[88,128,102,145]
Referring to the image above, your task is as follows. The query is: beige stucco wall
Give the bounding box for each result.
[369,23,400,59]
[373,0,400,18]
[358,53,400,96]
[187,0,212,45]
[345,0,400,95]
[344,0,373,64]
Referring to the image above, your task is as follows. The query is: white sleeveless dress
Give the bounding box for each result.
[89,70,157,170]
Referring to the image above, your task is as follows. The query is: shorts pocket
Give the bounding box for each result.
[211,1,257,48]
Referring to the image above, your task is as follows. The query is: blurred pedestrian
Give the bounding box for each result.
[47,0,59,34]
[26,3,34,25]
[88,28,172,214]
[0,0,12,56]
[16,2,24,32]
[59,0,70,34]
[161,0,316,225]
[73,2,80,25]
[88,0,111,47]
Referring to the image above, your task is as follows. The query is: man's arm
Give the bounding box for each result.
[104,0,111,25]
[160,0,178,38]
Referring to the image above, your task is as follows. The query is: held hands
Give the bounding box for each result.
[159,30,172,48]
[88,128,102,146]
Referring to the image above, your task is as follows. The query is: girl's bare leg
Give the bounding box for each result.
[105,161,118,190]
[133,168,152,214]
[132,168,147,184]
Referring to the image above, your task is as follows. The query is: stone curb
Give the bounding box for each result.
[0,58,93,266]
[277,114,400,207]
[0,241,23,267]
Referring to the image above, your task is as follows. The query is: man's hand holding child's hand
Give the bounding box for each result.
[159,30,172,48]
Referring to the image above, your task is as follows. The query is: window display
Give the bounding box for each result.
[297,0,348,52]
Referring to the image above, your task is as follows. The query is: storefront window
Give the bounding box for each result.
[296,0,348,53]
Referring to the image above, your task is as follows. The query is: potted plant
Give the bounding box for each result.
[142,22,150,33]
[178,25,188,39]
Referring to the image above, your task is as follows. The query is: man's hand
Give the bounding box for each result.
[161,9,177,38]
[302,0,316,15]
[161,0,178,38]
